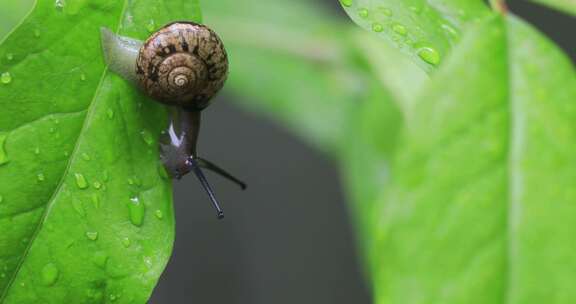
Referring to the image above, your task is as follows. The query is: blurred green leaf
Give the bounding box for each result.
[202,0,366,153]
[369,14,576,303]
[0,0,34,40]
[338,0,492,71]
[530,0,576,16]
[0,0,201,302]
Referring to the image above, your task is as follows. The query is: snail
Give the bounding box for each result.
[100,21,246,219]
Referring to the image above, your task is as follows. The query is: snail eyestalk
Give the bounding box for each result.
[196,157,247,190]
[187,157,225,219]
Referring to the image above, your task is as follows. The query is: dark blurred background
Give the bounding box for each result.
[149,1,574,303]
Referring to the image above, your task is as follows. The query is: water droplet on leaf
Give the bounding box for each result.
[128,196,145,227]
[155,210,163,219]
[357,8,369,18]
[392,24,407,35]
[106,109,114,119]
[339,0,352,7]
[417,47,441,65]
[86,231,98,241]
[75,173,88,189]
[146,19,156,33]
[122,237,131,248]
[41,263,59,286]
[81,153,91,161]
[140,130,154,146]
[37,173,45,182]
[6,53,13,61]
[93,251,108,268]
[372,23,384,32]
[1,72,12,84]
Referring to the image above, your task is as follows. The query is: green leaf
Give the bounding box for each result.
[0,1,200,302]
[369,14,576,303]
[530,0,576,16]
[338,0,492,71]
[0,0,34,40]
[201,0,363,153]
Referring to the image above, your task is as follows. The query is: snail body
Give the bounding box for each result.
[101,22,244,218]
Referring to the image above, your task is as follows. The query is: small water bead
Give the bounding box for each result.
[140,130,154,146]
[49,127,56,133]
[93,181,102,189]
[86,231,98,241]
[80,73,86,81]
[377,6,392,16]
[64,151,69,157]
[110,294,118,301]
[392,24,407,36]
[55,0,66,11]
[75,173,88,189]
[127,178,134,185]
[6,53,13,61]
[0,133,8,165]
[34,147,40,155]
[128,196,145,227]
[81,153,91,161]
[339,0,352,7]
[357,8,369,18]
[372,23,384,32]
[34,29,41,38]
[441,23,458,38]
[37,173,45,182]
[155,210,163,219]
[1,72,12,84]
[417,47,441,65]
[122,237,131,248]
[106,109,114,119]
[143,256,153,269]
[41,263,59,286]
[102,170,109,182]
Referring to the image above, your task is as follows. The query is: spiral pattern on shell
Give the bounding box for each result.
[136,22,228,110]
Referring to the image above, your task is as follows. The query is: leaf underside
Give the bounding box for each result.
[0,0,200,303]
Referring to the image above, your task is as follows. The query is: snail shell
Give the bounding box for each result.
[136,22,228,111]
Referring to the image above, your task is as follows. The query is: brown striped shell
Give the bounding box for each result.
[136,22,228,110]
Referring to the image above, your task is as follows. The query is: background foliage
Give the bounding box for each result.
[0,0,575,303]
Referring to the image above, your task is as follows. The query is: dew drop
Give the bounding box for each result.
[33,29,41,38]
[1,72,12,84]
[110,294,117,301]
[339,0,352,7]
[41,263,59,286]
[80,73,86,81]
[128,196,145,227]
[93,181,102,190]
[93,251,108,268]
[37,173,45,182]
[75,173,88,189]
[34,147,40,155]
[155,209,163,219]
[81,153,91,161]
[122,237,131,248]
[64,151,69,157]
[0,133,8,165]
[357,8,369,18]
[6,53,13,61]
[49,127,55,133]
[72,199,86,217]
[417,47,441,65]
[85,231,98,241]
[143,256,152,269]
[146,19,156,33]
[127,178,134,185]
[55,0,65,11]
[106,108,114,119]
[102,170,109,182]
[372,23,384,32]
[377,6,392,16]
[392,24,407,36]
[140,130,154,146]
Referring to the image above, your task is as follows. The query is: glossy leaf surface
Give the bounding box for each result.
[0,0,200,302]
